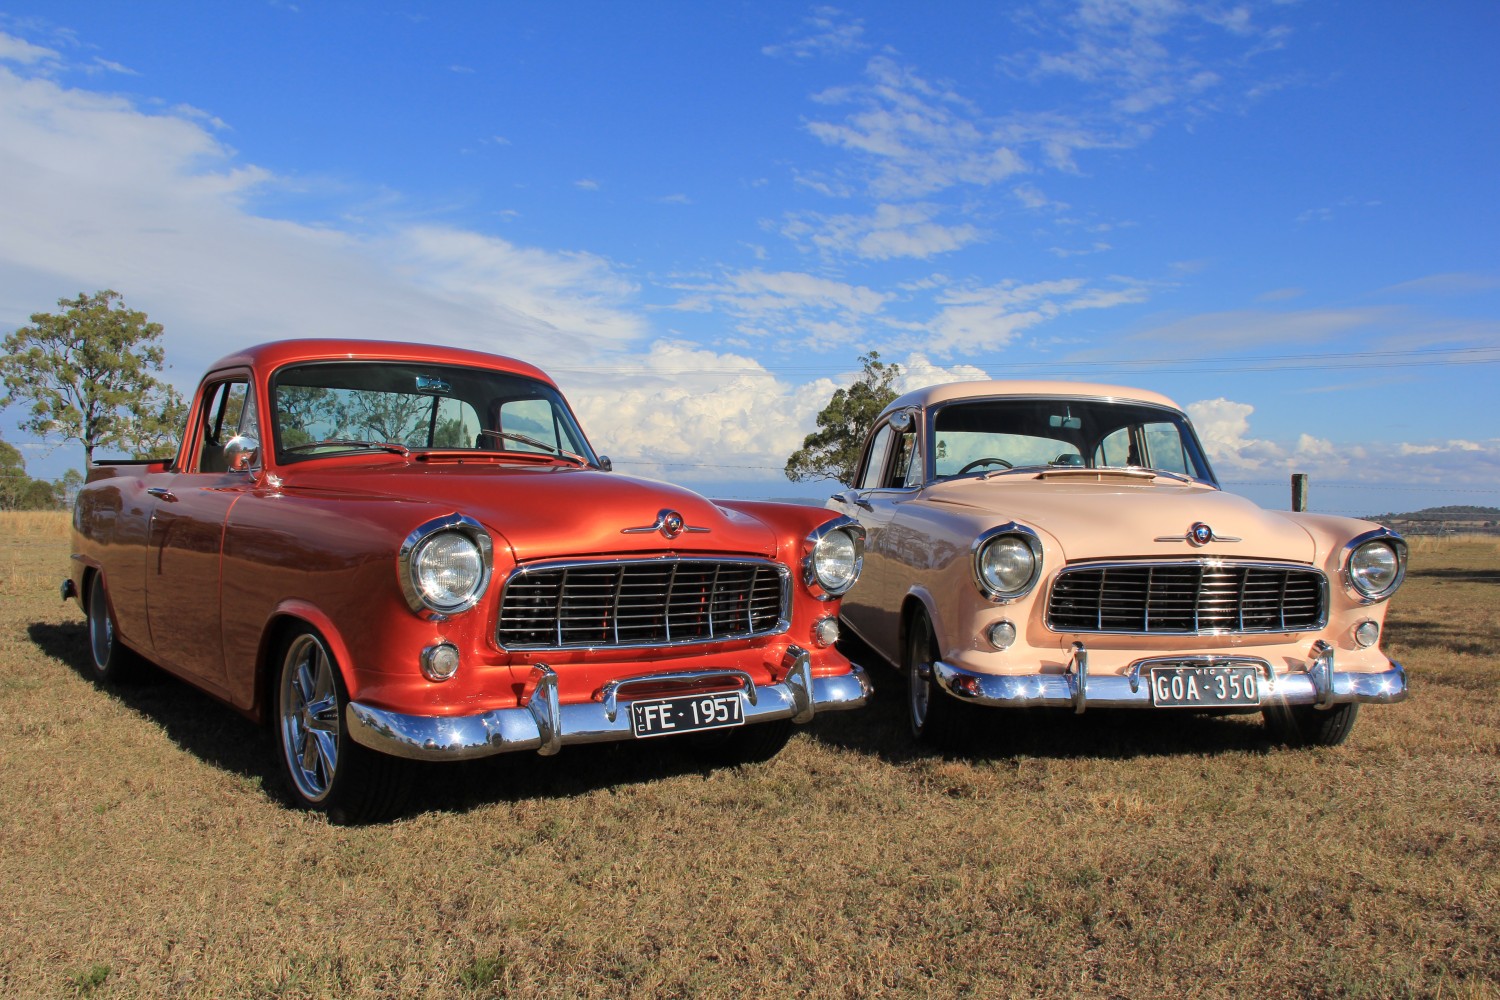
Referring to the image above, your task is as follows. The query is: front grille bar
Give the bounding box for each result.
[498,557,792,651]
[1047,560,1327,635]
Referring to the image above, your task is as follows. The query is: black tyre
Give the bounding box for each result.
[85,572,140,683]
[275,627,412,823]
[1263,701,1360,748]
[905,606,970,749]
[684,718,794,766]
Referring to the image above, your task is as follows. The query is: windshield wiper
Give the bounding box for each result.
[477,429,587,466]
[284,439,411,457]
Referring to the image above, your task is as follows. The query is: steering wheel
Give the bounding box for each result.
[958,456,1013,474]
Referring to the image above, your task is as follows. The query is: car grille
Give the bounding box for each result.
[1046,561,1326,634]
[496,558,790,650]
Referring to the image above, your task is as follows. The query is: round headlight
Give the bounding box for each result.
[976,534,1038,600]
[1348,541,1400,599]
[413,532,485,611]
[400,515,493,615]
[811,527,861,597]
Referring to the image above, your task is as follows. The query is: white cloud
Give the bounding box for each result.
[0,31,57,65]
[805,56,1029,199]
[763,6,867,61]
[1130,307,1393,350]
[1190,398,1500,489]
[0,62,650,384]
[781,202,982,260]
[667,269,890,347]
[925,277,1148,354]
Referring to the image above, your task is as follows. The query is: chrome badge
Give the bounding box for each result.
[621,509,710,539]
[1156,522,1241,546]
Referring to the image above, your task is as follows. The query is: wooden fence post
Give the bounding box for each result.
[1291,473,1308,512]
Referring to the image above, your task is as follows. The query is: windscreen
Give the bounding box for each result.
[271,361,596,465]
[930,397,1216,484]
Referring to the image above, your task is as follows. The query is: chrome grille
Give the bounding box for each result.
[497,558,789,650]
[1047,561,1326,634]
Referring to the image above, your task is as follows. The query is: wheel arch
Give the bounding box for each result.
[253,601,357,725]
[898,587,944,669]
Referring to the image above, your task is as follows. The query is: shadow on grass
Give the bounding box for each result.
[810,663,1276,765]
[27,619,774,819]
[29,620,285,795]
[1383,613,1498,656]
[1407,567,1500,585]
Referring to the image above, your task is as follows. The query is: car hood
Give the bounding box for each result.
[284,463,778,562]
[925,474,1314,563]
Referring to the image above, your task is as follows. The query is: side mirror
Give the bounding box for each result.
[224,435,260,473]
[597,455,613,472]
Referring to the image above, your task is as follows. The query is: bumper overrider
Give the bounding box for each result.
[346,646,870,761]
[934,640,1407,714]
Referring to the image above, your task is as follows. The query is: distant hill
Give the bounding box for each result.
[1367,506,1500,535]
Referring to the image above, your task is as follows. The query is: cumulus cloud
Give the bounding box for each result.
[1190,398,1500,490]
[0,61,649,381]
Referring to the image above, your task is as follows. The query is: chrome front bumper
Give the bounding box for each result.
[346,646,871,761]
[935,641,1407,714]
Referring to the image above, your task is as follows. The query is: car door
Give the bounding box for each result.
[834,411,922,657]
[144,375,259,691]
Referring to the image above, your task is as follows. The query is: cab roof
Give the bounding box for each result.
[882,379,1185,418]
[203,339,556,387]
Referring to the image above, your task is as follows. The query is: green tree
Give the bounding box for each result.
[0,290,182,470]
[785,351,902,485]
[0,437,62,510]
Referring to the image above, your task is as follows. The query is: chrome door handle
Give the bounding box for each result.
[146,487,178,502]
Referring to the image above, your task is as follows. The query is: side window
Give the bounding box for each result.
[857,425,895,490]
[1143,422,1191,475]
[888,430,920,489]
[196,380,252,473]
[1096,427,1134,467]
[496,398,572,453]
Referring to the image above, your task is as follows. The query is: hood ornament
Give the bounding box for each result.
[1156,522,1241,547]
[621,509,711,539]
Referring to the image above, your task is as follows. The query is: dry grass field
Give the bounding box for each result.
[1,511,1495,999]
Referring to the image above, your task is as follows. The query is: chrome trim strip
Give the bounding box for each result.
[495,556,792,651]
[1045,558,1329,635]
[345,663,872,761]
[931,656,1405,712]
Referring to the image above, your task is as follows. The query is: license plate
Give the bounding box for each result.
[631,692,744,738]
[1149,664,1260,708]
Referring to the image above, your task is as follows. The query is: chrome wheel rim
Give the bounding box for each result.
[87,576,113,672]
[279,634,341,803]
[907,618,932,732]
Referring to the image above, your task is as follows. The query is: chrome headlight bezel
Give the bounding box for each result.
[399,514,494,616]
[1341,528,1407,604]
[972,523,1044,603]
[802,516,866,601]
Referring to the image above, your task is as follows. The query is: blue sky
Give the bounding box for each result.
[1,1,1497,516]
